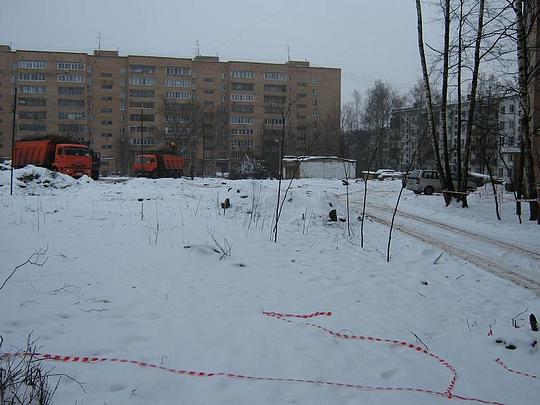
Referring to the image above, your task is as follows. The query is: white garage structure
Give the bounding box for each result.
[282,156,356,179]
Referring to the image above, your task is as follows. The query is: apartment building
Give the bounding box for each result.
[0,45,341,176]
[390,96,521,181]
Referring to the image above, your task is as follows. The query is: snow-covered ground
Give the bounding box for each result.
[1,167,539,405]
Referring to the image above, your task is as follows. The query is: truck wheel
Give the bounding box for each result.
[424,186,434,195]
[413,190,421,195]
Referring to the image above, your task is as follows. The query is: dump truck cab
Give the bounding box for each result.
[133,154,158,177]
[53,144,93,178]
[133,153,184,178]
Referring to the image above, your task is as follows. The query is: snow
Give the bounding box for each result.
[1,167,539,405]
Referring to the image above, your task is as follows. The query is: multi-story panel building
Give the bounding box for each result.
[0,45,341,176]
[390,96,521,181]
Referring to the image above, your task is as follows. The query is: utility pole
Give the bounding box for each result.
[140,109,144,159]
[10,84,17,196]
[201,116,205,177]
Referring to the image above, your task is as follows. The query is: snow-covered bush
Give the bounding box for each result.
[230,156,268,179]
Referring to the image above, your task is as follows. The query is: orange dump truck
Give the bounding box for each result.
[133,154,185,178]
[14,140,94,179]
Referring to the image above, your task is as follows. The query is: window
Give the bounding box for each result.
[57,74,85,83]
[129,137,155,145]
[297,93,307,98]
[203,77,215,82]
[264,72,288,81]
[58,124,86,133]
[101,133,113,138]
[165,78,191,88]
[129,126,155,133]
[101,120,113,125]
[500,106,506,115]
[20,86,46,94]
[19,123,47,131]
[264,104,281,114]
[130,65,155,74]
[100,72,113,77]
[58,86,84,95]
[129,101,155,109]
[204,101,214,107]
[58,99,85,107]
[19,111,47,120]
[231,82,254,91]
[231,104,254,113]
[129,77,156,86]
[120,102,126,111]
[203,89,215,94]
[18,73,45,81]
[297,104,306,109]
[129,89,155,97]
[129,114,154,121]
[101,108,113,113]
[231,70,255,79]
[297,81,307,87]
[264,95,286,104]
[166,91,191,99]
[18,60,47,69]
[166,115,190,124]
[313,110,320,117]
[264,117,284,126]
[57,61,85,70]
[231,116,254,125]
[230,93,254,102]
[58,112,86,120]
[19,98,46,106]
[231,128,254,136]
[101,144,113,149]
[231,139,254,148]
[101,81,113,89]
[101,96,113,101]
[500,121,506,130]
[264,84,286,92]
[312,87,319,94]
[166,66,192,76]
[509,104,515,113]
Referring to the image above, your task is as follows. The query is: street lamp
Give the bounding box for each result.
[10,74,18,196]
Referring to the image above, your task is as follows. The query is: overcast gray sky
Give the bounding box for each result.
[0,0,440,103]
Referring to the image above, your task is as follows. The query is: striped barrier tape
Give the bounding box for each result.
[0,311,508,405]
[495,358,538,379]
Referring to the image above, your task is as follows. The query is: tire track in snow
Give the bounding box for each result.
[363,207,540,295]
[368,201,540,261]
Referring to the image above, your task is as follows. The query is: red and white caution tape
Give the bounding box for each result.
[0,311,508,405]
[495,358,538,379]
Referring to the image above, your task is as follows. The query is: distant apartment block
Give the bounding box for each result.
[0,45,341,175]
[390,96,521,181]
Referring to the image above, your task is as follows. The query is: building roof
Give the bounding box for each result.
[282,156,356,163]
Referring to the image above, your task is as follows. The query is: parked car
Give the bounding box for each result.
[376,169,403,180]
[405,169,484,195]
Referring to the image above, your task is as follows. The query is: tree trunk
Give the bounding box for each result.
[440,0,454,205]
[456,0,464,202]
[515,0,538,221]
[415,0,446,196]
[462,0,485,208]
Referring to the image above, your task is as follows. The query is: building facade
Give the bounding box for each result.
[0,45,341,176]
[390,96,521,181]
